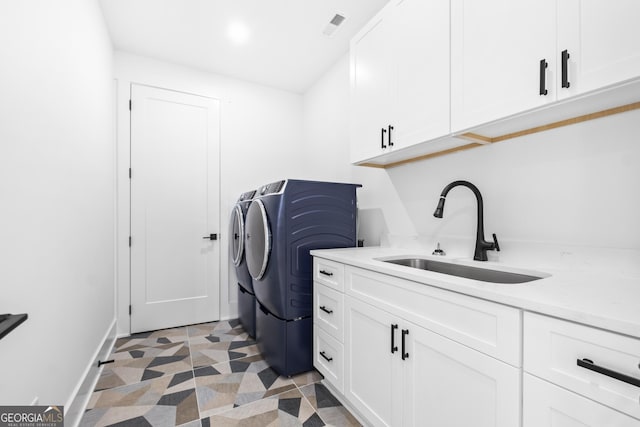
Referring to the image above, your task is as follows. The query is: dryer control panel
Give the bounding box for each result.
[238,190,256,201]
[258,180,286,195]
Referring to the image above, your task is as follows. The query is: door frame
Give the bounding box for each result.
[115,81,223,336]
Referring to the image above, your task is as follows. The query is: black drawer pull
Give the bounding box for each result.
[561,49,571,88]
[319,305,333,314]
[391,324,398,354]
[320,351,333,362]
[577,358,640,388]
[539,59,548,96]
[319,270,333,277]
[381,127,387,149]
[388,125,394,147]
[401,329,409,360]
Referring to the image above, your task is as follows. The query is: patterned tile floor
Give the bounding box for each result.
[81,319,362,426]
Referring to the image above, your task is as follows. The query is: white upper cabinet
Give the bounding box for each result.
[351,0,640,165]
[557,0,640,99]
[391,0,450,150]
[350,0,450,164]
[350,5,392,163]
[452,0,640,134]
[451,0,557,132]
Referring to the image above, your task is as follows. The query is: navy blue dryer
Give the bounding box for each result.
[229,189,257,338]
[244,179,360,376]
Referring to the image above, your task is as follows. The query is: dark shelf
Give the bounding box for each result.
[0,313,28,340]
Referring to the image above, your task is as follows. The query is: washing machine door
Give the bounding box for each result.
[229,204,244,267]
[245,199,271,280]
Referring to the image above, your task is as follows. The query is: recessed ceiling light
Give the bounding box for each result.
[228,21,251,44]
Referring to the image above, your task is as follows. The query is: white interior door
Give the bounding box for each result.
[130,84,220,333]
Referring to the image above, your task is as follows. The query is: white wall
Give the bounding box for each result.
[386,111,640,250]
[0,0,115,410]
[303,54,640,252]
[114,52,306,334]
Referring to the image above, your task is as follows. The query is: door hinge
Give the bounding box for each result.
[129,168,132,179]
[129,99,132,110]
[129,305,132,315]
[128,236,131,247]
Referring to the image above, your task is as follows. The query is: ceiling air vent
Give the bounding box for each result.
[323,13,347,37]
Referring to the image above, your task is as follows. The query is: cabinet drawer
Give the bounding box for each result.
[346,266,521,366]
[314,326,344,393]
[524,374,639,427]
[314,283,344,342]
[524,312,640,420]
[313,258,345,291]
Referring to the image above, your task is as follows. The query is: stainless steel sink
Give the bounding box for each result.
[382,258,544,284]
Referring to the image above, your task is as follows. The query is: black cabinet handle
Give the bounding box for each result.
[561,49,571,88]
[319,270,333,277]
[539,59,548,95]
[577,358,640,388]
[381,127,387,149]
[388,125,394,147]
[390,324,398,354]
[320,351,333,362]
[203,233,218,240]
[401,329,409,360]
[319,305,333,315]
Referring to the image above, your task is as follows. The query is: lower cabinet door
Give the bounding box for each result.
[403,322,521,427]
[345,296,401,427]
[523,373,640,427]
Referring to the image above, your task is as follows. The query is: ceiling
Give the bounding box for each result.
[98,0,388,93]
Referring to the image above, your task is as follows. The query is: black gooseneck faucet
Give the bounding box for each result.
[433,180,500,261]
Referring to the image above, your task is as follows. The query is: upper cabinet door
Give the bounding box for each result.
[451,0,557,132]
[350,0,451,164]
[390,0,450,150]
[350,6,393,163]
[557,0,640,99]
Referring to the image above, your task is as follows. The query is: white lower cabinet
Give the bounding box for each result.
[313,325,344,393]
[524,374,640,427]
[344,294,520,427]
[523,312,640,426]
[403,323,520,427]
[313,257,639,427]
[344,296,399,426]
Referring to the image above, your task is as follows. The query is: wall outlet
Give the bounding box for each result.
[31,396,38,405]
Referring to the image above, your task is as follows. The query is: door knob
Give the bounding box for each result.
[203,234,218,240]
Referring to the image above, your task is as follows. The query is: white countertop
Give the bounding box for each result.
[310,245,640,339]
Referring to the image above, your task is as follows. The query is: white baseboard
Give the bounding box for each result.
[64,318,117,427]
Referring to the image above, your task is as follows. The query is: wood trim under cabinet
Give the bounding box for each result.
[357,101,640,169]
[358,142,483,168]
[470,100,640,144]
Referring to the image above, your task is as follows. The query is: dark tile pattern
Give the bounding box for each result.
[194,354,297,417]
[300,383,362,426]
[203,388,324,427]
[81,319,358,426]
[95,341,192,391]
[82,370,198,426]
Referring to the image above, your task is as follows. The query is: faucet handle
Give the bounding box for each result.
[432,242,446,256]
[492,233,500,252]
